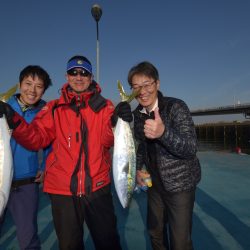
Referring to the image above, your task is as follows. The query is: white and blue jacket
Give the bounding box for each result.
[8,94,50,181]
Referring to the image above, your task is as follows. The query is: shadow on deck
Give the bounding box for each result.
[1,151,250,250]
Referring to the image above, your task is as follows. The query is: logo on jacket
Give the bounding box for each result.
[96,181,104,187]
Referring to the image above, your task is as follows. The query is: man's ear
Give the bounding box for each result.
[156,80,160,90]
[65,74,69,82]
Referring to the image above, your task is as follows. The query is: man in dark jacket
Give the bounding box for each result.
[127,61,201,250]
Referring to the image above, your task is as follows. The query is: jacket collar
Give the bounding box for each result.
[134,91,165,114]
[59,81,102,104]
[9,94,46,111]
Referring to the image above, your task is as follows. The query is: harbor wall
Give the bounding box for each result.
[195,122,250,152]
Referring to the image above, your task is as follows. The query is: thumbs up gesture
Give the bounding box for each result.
[144,108,165,139]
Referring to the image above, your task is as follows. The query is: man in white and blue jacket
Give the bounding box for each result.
[1,65,52,250]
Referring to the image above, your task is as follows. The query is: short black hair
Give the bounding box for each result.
[19,65,52,91]
[127,61,159,87]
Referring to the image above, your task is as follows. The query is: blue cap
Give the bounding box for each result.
[67,59,92,74]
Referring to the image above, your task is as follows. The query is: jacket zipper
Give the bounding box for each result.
[68,133,71,148]
[77,96,82,197]
[79,161,83,196]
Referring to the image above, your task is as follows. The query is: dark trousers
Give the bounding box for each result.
[49,184,121,250]
[6,183,40,250]
[147,187,195,250]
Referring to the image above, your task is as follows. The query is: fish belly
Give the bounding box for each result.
[0,116,13,216]
[113,118,136,208]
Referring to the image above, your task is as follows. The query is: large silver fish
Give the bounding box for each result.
[112,81,137,208]
[0,84,17,216]
[0,115,13,216]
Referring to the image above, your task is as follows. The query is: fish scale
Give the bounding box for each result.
[112,81,137,208]
[0,84,17,216]
[0,115,13,216]
[113,118,136,208]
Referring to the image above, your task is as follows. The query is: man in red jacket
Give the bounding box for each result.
[0,55,132,250]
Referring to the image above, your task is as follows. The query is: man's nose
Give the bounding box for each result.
[76,73,83,80]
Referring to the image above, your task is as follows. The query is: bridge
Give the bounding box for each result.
[190,103,250,118]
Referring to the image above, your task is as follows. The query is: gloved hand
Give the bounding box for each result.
[0,101,21,129]
[111,101,133,127]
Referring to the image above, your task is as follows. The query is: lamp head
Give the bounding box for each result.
[91,4,102,22]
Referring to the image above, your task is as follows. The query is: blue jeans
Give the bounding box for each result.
[147,186,195,250]
[6,183,40,250]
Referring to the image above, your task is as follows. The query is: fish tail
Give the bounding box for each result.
[117,81,139,103]
[0,84,18,102]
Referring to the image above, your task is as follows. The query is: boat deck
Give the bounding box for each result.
[1,151,250,249]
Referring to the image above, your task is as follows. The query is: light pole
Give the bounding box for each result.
[91,4,102,83]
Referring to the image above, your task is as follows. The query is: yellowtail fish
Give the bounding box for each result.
[112,81,138,208]
[0,115,13,216]
[0,84,17,216]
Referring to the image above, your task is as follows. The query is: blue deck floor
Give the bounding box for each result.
[0,151,250,250]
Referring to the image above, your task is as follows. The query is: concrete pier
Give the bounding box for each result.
[1,151,250,250]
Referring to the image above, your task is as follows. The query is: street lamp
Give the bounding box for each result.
[91,4,102,83]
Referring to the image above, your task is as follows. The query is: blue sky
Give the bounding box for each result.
[0,0,249,123]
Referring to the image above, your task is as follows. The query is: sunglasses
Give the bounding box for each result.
[67,69,91,77]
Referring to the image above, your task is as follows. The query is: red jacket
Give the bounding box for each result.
[13,82,115,196]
